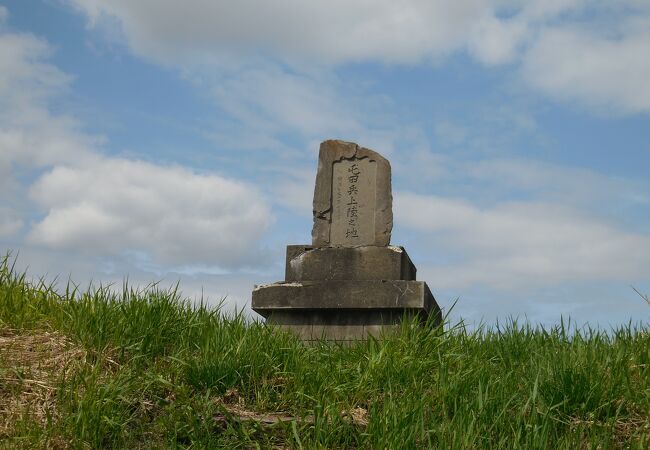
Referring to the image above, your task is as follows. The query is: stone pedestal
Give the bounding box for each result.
[252,245,442,342]
[252,139,442,342]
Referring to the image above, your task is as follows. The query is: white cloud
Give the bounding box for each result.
[65,0,488,65]
[467,14,528,65]
[0,2,648,326]
[0,21,272,272]
[204,62,364,141]
[269,166,315,216]
[396,192,650,289]
[0,208,22,237]
[434,120,468,146]
[523,21,650,113]
[0,24,102,186]
[0,32,69,99]
[28,158,271,269]
[8,246,269,316]
[66,0,650,115]
[0,20,106,245]
[466,158,650,209]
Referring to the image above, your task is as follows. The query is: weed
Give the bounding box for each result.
[1,252,649,448]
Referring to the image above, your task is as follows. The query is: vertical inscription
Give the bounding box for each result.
[330,158,377,246]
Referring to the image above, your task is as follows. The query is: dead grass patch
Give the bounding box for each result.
[212,388,368,428]
[0,327,86,442]
[569,411,650,448]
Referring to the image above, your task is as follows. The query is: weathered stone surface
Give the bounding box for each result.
[285,245,416,281]
[264,310,432,341]
[266,314,315,340]
[312,140,392,247]
[252,280,438,316]
[250,138,442,342]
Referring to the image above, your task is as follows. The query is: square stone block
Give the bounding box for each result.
[285,245,416,281]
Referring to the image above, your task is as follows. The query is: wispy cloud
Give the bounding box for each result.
[1,1,647,326]
[28,159,271,269]
[0,19,272,272]
[66,0,650,114]
[523,19,650,114]
[396,192,650,289]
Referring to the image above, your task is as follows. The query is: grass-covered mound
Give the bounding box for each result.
[1,254,649,448]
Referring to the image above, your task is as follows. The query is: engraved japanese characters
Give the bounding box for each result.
[330,158,377,245]
[311,140,392,247]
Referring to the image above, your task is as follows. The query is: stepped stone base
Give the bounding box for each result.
[252,245,442,342]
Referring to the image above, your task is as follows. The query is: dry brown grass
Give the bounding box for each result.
[568,411,650,449]
[212,387,368,429]
[0,327,86,447]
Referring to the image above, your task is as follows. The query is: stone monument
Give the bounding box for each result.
[252,139,441,342]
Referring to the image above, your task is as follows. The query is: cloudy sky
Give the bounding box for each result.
[1,0,649,327]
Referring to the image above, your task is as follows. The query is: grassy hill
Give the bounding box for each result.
[1,253,649,448]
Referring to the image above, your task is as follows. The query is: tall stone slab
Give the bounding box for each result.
[252,139,441,343]
[312,140,393,247]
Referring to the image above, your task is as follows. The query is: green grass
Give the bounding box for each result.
[1,253,649,449]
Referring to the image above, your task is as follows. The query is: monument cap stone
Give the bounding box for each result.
[312,140,393,247]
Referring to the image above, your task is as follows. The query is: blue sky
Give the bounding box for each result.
[1,0,649,327]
